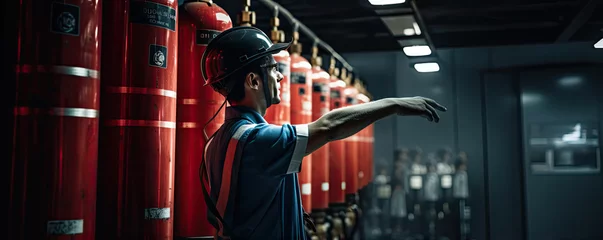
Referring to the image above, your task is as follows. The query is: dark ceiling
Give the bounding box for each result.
[211,0,603,53]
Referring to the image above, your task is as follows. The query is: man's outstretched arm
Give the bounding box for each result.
[304,96,447,155]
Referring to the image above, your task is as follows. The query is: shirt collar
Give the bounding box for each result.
[225,106,267,124]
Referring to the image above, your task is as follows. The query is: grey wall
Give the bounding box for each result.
[344,41,603,240]
[519,67,603,240]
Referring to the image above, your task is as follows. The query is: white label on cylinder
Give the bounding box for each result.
[47,219,84,235]
[341,182,346,190]
[282,92,290,102]
[144,208,171,220]
[302,101,312,113]
[321,182,329,191]
[302,183,312,195]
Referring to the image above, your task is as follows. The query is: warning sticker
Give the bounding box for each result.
[130,1,176,31]
[196,29,221,45]
[149,44,168,69]
[346,96,356,104]
[50,2,80,36]
[312,83,328,93]
[290,72,306,84]
[331,90,341,99]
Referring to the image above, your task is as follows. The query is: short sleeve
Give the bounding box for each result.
[244,123,309,176]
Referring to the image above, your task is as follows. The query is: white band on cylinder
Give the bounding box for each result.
[47,219,84,235]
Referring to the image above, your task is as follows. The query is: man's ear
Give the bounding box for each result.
[246,72,260,90]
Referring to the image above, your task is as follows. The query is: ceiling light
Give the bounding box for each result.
[414,62,440,73]
[403,45,432,56]
[595,38,602,48]
[369,0,406,5]
[413,22,422,35]
[403,28,415,36]
[558,76,582,87]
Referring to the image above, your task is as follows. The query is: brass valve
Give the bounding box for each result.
[327,57,336,76]
[238,0,256,26]
[313,213,329,240]
[270,8,284,43]
[311,46,322,67]
[290,31,302,54]
[330,215,344,240]
[340,68,347,83]
[354,78,363,93]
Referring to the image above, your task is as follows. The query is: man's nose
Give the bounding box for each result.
[276,71,284,82]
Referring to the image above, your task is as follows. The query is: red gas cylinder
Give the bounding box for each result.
[343,82,359,196]
[368,123,375,185]
[310,53,331,211]
[328,69,347,205]
[289,37,313,212]
[174,1,232,238]
[265,17,291,125]
[96,0,178,239]
[355,95,368,188]
[10,1,102,239]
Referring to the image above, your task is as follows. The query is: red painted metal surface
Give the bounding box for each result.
[311,65,330,210]
[328,76,346,204]
[174,1,232,238]
[290,53,313,212]
[265,50,291,125]
[368,124,375,185]
[10,0,102,239]
[96,0,178,239]
[343,87,359,195]
[356,97,367,188]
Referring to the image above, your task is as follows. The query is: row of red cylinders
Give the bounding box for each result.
[268,50,375,213]
[8,0,374,239]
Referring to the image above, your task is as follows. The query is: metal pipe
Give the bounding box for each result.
[255,0,354,72]
[409,0,439,59]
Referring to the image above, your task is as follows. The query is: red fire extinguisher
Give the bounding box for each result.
[328,64,347,206]
[174,1,232,238]
[356,85,372,189]
[96,0,178,239]
[10,1,102,239]
[265,13,291,125]
[289,30,313,212]
[310,47,331,212]
[343,72,359,198]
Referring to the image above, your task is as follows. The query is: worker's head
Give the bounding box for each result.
[201,26,290,114]
[210,55,283,109]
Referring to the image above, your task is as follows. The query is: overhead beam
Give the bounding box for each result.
[555,0,601,42]
[430,21,559,34]
[421,1,580,18]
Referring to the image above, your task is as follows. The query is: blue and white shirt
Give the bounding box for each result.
[204,106,309,239]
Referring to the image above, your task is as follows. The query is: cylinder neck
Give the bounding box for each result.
[290,31,302,54]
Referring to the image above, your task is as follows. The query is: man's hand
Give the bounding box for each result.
[394,97,447,122]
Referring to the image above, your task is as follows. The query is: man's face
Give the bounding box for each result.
[264,56,284,104]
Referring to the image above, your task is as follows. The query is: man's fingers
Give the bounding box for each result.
[425,104,440,123]
[422,106,434,122]
[423,98,447,112]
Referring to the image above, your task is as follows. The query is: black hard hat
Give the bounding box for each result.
[201,26,292,86]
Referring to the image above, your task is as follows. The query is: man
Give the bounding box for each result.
[200,26,447,240]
